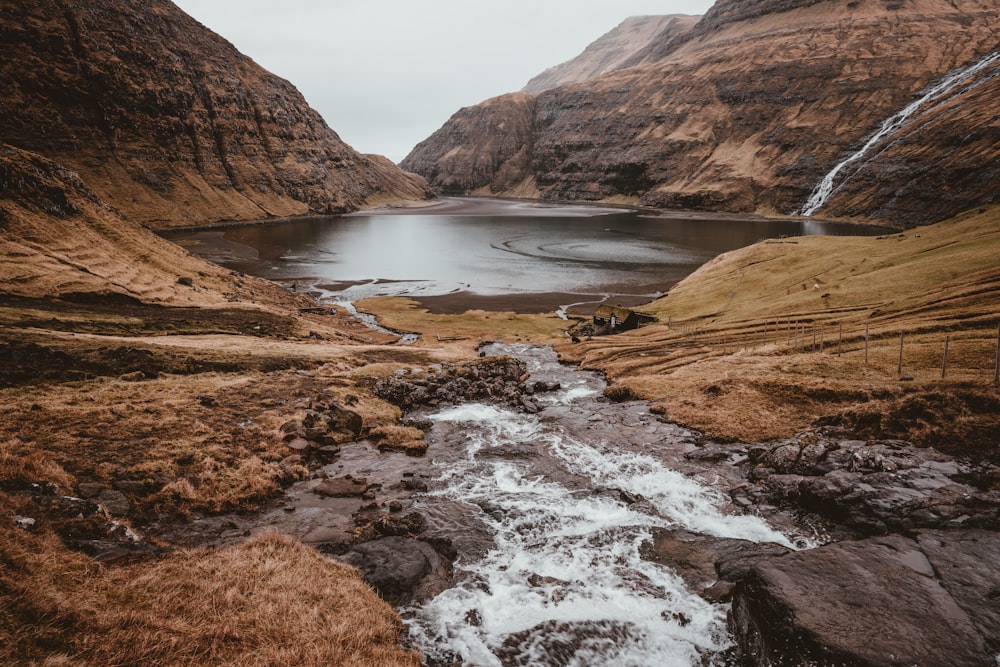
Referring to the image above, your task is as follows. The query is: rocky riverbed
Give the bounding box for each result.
[106,343,1000,665]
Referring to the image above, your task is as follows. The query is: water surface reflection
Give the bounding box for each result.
[167,198,881,313]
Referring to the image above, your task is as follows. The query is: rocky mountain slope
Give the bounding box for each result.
[402,0,999,226]
[0,0,430,228]
[522,15,699,94]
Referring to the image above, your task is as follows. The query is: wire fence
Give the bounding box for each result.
[666,318,1000,385]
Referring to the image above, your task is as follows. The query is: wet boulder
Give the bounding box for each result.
[730,532,1000,666]
[742,430,1000,535]
[339,536,450,604]
[313,476,369,497]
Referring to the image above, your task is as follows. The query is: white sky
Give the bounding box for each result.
[172,0,715,163]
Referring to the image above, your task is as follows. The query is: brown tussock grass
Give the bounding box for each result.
[0,520,419,666]
[559,206,1000,446]
[357,296,570,355]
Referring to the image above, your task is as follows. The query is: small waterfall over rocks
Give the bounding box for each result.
[403,344,801,666]
[797,50,1000,217]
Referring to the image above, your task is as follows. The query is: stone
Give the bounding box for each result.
[286,437,311,452]
[313,476,369,498]
[96,489,130,517]
[77,482,105,499]
[731,535,994,666]
[280,420,305,435]
[326,403,365,436]
[338,536,443,604]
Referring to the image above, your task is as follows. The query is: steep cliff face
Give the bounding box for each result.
[401,93,538,196]
[403,0,999,225]
[522,15,699,94]
[0,0,431,228]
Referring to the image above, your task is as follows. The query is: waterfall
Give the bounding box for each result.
[797,50,1000,217]
[404,344,803,666]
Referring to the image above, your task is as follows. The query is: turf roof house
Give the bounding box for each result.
[593,305,656,333]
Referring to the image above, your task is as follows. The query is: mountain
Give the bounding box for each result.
[522,15,700,94]
[0,0,431,229]
[401,0,999,226]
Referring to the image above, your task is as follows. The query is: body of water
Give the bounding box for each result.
[167,198,881,315]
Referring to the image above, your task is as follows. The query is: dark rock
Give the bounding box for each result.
[742,431,1000,536]
[373,511,427,537]
[372,356,529,409]
[77,482,104,499]
[325,402,364,436]
[401,479,428,492]
[338,536,447,604]
[95,489,130,517]
[731,534,995,666]
[113,480,147,495]
[313,477,369,497]
[314,445,341,462]
[279,420,305,435]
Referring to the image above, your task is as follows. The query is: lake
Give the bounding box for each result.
[166,197,882,315]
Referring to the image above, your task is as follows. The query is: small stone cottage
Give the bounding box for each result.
[592,305,656,333]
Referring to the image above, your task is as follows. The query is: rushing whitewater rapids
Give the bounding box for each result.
[403,344,801,666]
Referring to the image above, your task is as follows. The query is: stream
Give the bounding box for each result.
[153,343,807,665]
[402,344,804,666]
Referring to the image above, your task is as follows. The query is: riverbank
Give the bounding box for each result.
[3,190,997,663]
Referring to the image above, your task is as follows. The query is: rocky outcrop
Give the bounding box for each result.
[371,355,539,410]
[686,427,1000,536]
[0,0,431,228]
[522,15,699,94]
[730,531,1000,665]
[403,0,999,226]
[400,93,538,196]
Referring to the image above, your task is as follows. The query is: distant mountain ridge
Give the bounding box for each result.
[522,15,700,94]
[402,0,1000,226]
[0,0,430,228]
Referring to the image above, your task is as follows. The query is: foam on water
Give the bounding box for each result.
[409,382,794,665]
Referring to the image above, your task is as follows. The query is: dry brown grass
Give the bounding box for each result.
[560,206,1000,445]
[0,520,420,666]
[357,296,570,355]
[0,353,453,522]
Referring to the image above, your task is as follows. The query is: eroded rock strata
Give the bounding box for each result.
[0,0,431,228]
[402,0,999,225]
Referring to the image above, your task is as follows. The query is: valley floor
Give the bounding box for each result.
[2,201,998,664]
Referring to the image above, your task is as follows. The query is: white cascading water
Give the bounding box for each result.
[404,345,800,666]
[798,50,1000,216]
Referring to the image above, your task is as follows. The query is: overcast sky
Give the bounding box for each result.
[172,0,714,163]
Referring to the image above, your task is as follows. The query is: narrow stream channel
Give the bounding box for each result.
[403,344,801,666]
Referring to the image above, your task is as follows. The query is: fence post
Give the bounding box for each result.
[942,335,949,379]
[897,332,904,376]
[812,324,817,351]
[864,323,869,366]
[994,322,999,385]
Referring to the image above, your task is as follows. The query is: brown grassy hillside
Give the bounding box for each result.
[558,206,1000,448]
